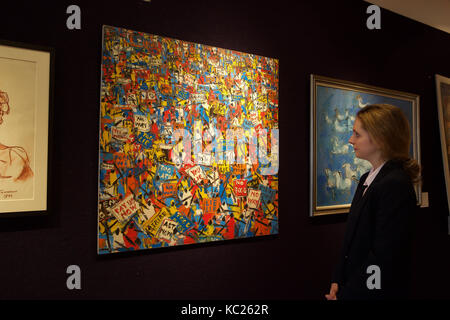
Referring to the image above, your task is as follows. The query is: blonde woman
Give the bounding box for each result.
[326,104,420,300]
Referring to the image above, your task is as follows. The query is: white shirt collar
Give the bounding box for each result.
[363,161,386,189]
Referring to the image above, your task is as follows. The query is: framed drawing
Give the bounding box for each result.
[310,74,420,216]
[98,26,279,254]
[435,74,450,224]
[0,40,53,217]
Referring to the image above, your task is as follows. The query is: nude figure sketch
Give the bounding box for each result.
[0,90,33,183]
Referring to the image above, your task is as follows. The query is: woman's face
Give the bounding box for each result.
[348,117,382,164]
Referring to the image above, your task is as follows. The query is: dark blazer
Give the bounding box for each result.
[332,160,417,300]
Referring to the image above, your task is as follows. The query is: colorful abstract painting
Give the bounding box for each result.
[97,26,279,254]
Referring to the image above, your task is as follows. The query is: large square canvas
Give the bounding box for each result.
[98,26,279,254]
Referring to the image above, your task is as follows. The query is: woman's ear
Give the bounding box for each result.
[373,137,387,160]
[368,133,382,149]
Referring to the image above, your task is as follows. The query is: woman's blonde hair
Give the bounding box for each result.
[356,104,421,183]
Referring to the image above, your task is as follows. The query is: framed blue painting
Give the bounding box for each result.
[310,75,421,216]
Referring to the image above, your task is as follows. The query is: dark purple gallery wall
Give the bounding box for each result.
[0,0,449,299]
